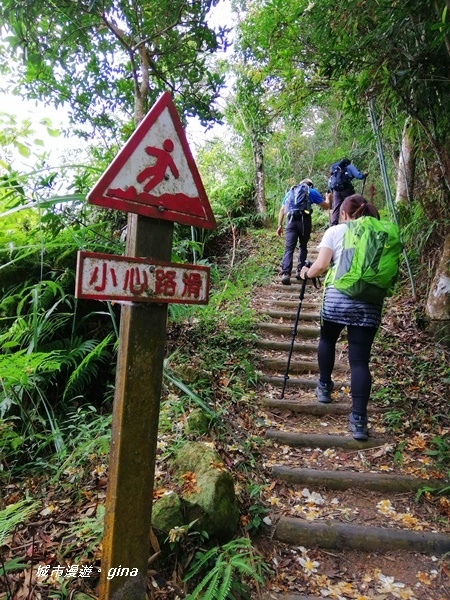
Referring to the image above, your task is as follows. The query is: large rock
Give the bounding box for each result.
[173,441,239,541]
[152,491,184,533]
[186,408,211,435]
[426,235,450,345]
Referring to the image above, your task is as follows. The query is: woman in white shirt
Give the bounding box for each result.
[299,195,382,441]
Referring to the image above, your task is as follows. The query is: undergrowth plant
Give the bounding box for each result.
[183,537,269,600]
[0,499,39,543]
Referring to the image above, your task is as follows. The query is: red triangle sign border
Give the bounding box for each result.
[87,91,217,230]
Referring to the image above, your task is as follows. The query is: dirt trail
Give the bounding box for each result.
[251,248,450,600]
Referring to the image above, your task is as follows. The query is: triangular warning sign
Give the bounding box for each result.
[87,92,217,230]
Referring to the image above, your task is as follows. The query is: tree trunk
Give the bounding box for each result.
[395,119,415,205]
[253,138,267,214]
[425,233,450,345]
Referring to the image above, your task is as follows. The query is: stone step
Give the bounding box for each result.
[274,517,450,554]
[270,465,449,493]
[266,429,387,449]
[269,292,320,301]
[271,300,318,309]
[261,358,347,374]
[260,375,350,389]
[256,339,318,353]
[256,322,320,337]
[263,398,386,414]
[271,282,323,293]
[254,274,450,599]
[261,310,320,321]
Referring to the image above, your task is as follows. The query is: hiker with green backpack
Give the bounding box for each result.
[299,194,403,441]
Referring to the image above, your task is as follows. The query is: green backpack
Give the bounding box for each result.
[325,216,403,304]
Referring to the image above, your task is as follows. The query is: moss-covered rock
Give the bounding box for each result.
[186,408,211,435]
[152,491,184,533]
[174,441,239,541]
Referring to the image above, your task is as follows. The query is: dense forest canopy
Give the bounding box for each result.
[0,0,229,138]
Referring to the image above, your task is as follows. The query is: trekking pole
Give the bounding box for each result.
[280,260,312,399]
[361,174,367,195]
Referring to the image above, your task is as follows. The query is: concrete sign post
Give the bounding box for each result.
[76,92,216,600]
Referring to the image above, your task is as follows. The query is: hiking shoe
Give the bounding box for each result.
[281,273,291,285]
[349,413,368,441]
[315,380,334,403]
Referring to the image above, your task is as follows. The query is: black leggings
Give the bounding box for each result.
[318,319,378,416]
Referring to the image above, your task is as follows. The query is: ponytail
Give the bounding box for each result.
[341,194,380,220]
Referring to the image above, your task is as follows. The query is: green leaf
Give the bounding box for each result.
[17,143,31,158]
[1,556,29,574]
[46,127,60,137]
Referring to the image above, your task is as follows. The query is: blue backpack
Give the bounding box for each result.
[285,183,311,217]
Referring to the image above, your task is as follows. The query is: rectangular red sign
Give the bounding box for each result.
[75,251,210,305]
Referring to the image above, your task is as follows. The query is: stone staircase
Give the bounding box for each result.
[252,252,450,599]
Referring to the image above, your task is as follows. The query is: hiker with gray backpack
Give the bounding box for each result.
[277,178,330,285]
[299,194,403,441]
[328,158,368,226]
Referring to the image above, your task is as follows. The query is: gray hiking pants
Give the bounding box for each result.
[280,213,312,275]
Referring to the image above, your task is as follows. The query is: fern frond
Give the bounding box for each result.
[0,500,38,545]
[229,556,260,578]
[0,350,64,390]
[216,564,233,600]
[222,538,252,553]
[183,547,219,581]
[63,333,113,401]
[202,569,221,600]
[185,567,219,600]
[59,338,99,368]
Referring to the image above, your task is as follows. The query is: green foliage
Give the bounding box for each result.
[236,0,450,225]
[0,132,122,467]
[163,367,217,419]
[59,505,105,559]
[425,436,450,473]
[245,483,270,532]
[0,499,39,545]
[184,537,269,600]
[196,135,256,226]
[399,201,446,268]
[383,410,408,433]
[52,407,111,484]
[63,333,116,402]
[0,0,228,137]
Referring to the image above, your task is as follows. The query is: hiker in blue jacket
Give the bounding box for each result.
[329,160,368,226]
[277,178,330,285]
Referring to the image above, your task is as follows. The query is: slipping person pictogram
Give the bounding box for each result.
[137,138,180,192]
